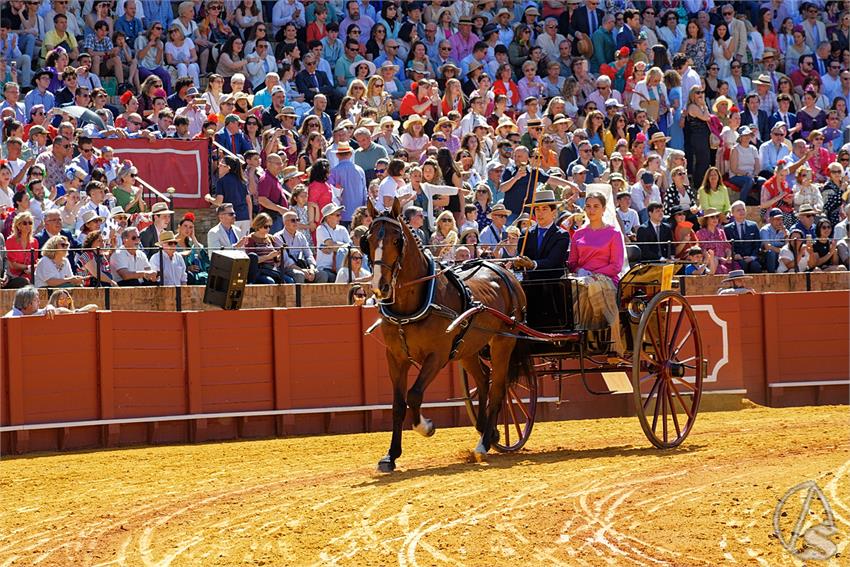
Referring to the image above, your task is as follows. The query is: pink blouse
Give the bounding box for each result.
[567,225,625,284]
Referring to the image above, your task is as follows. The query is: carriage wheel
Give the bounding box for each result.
[461,355,538,452]
[632,291,704,449]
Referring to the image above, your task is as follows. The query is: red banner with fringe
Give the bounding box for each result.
[92,138,210,209]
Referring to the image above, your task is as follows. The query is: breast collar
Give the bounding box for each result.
[379,252,438,326]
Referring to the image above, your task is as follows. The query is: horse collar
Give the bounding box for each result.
[379,254,437,326]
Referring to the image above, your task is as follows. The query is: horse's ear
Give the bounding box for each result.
[366,198,379,219]
[390,197,402,219]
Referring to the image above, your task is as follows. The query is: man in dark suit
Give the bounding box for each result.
[514,190,570,281]
[294,53,336,104]
[635,203,673,261]
[214,114,253,157]
[558,130,584,174]
[723,200,763,273]
[36,209,79,266]
[768,94,799,137]
[740,93,770,143]
[139,202,175,257]
[570,0,605,38]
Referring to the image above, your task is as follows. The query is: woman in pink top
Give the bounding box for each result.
[567,192,626,354]
[306,159,334,242]
[568,193,625,284]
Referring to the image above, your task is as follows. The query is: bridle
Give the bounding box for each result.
[361,215,406,306]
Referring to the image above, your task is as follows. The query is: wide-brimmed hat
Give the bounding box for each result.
[459,227,480,242]
[81,210,105,224]
[466,60,484,74]
[379,115,401,131]
[649,131,671,145]
[722,269,753,283]
[737,125,754,137]
[65,164,88,181]
[712,96,734,113]
[378,60,399,73]
[334,119,355,132]
[109,206,129,219]
[551,114,572,127]
[407,61,430,77]
[795,203,818,216]
[699,208,722,226]
[496,116,518,132]
[32,68,52,85]
[116,161,137,180]
[282,165,305,181]
[753,74,771,86]
[151,202,174,216]
[277,106,297,118]
[403,114,426,130]
[321,203,344,217]
[155,230,179,246]
[512,212,531,226]
[350,59,376,77]
[669,204,688,217]
[487,203,512,218]
[434,116,454,131]
[335,141,354,154]
[523,189,562,207]
[439,61,460,75]
[762,47,778,59]
[610,173,626,183]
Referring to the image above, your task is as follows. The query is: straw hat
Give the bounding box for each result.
[379,115,401,131]
[497,116,518,132]
[282,165,305,181]
[698,208,722,227]
[155,231,179,246]
[109,206,129,219]
[321,203,345,217]
[487,203,512,219]
[403,114,427,130]
[753,74,771,86]
[459,226,480,242]
[435,116,455,130]
[649,131,671,145]
[350,59,377,77]
[335,141,354,154]
[439,62,461,76]
[151,202,174,215]
[81,210,105,225]
[712,96,734,113]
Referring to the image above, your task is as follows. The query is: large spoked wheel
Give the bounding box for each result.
[461,355,538,452]
[632,291,704,449]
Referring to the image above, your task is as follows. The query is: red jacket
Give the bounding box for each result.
[492,80,520,108]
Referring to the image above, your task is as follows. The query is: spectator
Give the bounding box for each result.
[110,226,158,286]
[724,201,763,273]
[207,156,251,234]
[335,247,370,284]
[149,230,187,285]
[3,285,55,317]
[139,201,174,257]
[695,208,735,274]
[5,210,38,286]
[34,234,84,288]
[760,208,788,273]
[635,202,672,261]
[717,270,756,295]
[134,21,171,93]
[328,142,366,227]
[207,203,247,251]
[315,203,350,281]
[276,210,325,284]
[777,228,816,273]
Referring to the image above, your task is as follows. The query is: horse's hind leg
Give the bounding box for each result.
[474,337,515,460]
[407,354,443,438]
[460,354,489,436]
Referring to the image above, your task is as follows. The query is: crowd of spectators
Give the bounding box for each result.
[0,0,849,298]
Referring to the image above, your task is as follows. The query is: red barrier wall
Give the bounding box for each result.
[1,292,847,454]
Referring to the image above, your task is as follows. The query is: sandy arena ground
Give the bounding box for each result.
[1,405,848,566]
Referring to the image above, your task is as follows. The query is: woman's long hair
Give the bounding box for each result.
[309,159,330,183]
[223,155,245,184]
[436,147,460,185]
[699,166,723,194]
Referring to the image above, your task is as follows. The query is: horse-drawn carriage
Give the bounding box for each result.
[362,198,707,472]
[449,262,707,453]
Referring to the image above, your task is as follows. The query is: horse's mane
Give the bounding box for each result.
[400,215,425,252]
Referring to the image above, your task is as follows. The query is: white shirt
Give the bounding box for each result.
[377,176,401,210]
[680,68,702,101]
[110,247,152,283]
[34,256,74,287]
[150,250,187,285]
[630,182,661,211]
[335,266,371,283]
[777,247,810,273]
[315,222,350,270]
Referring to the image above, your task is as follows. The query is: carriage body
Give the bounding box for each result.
[459,262,707,452]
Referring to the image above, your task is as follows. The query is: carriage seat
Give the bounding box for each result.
[626,245,642,264]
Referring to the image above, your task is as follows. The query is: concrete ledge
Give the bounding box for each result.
[679,271,850,296]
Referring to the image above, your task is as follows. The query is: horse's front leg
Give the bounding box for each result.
[378,352,411,473]
[406,353,444,438]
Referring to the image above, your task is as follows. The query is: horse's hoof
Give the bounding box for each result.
[474,442,488,462]
[377,457,395,473]
[413,417,435,437]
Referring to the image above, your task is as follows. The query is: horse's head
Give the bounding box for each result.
[362,198,405,302]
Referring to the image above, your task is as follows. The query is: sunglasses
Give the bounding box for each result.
[129,235,140,240]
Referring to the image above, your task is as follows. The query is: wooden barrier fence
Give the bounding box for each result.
[0,291,847,454]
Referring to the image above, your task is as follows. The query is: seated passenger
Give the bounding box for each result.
[513,190,570,281]
[567,191,626,354]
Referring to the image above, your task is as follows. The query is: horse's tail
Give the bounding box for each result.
[507,338,532,386]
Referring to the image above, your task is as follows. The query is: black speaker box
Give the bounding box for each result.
[203,250,250,310]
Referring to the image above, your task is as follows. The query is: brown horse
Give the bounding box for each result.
[361,198,529,472]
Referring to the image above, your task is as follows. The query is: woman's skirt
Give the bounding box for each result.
[572,273,626,356]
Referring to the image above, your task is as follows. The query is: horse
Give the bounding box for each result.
[360,198,529,472]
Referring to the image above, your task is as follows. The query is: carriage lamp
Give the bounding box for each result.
[627,295,647,322]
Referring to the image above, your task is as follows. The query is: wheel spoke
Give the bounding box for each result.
[503,401,510,447]
[663,298,673,345]
[639,372,658,383]
[643,377,662,410]
[510,386,531,420]
[662,380,668,443]
[668,309,685,352]
[670,328,694,359]
[671,375,696,391]
[646,320,667,360]
[667,387,681,439]
[651,379,663,433]
[671,383,694,419]
[681,363,697,369]
[505,391,524,442]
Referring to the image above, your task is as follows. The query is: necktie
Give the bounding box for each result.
[813,24,820,47]
[231,134,236,153]
[771,72,777,91]
[312,74,319,88]
[537,226,548,249]
[738,223,743,239]
[589,9,597,35]
[263,59,269,73]
[655,224,660,240]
